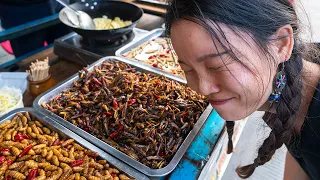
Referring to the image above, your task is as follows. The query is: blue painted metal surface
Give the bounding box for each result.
[167,110,225,180]
[0,44,53,69]
[0,14,59,43]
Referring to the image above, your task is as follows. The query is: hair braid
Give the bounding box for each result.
[226,121,235,154]
[236,47,303,178]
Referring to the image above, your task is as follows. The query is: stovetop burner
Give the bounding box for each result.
[54,28,148,65]
[80,31,134,51]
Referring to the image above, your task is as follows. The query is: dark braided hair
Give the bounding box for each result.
[165,0,311,178]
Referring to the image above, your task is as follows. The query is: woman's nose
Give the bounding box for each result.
[197,75,220,96]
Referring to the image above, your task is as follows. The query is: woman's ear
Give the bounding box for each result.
[271,24,294,63]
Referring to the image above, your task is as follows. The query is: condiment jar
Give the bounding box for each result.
[27,75,56,97]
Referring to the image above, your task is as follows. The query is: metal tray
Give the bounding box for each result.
[0,107,149,180]
[33,56,213,177]
[136,0,168,6]
[115,29,186,82]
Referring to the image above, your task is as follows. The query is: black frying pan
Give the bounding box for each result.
[59,0,143,41]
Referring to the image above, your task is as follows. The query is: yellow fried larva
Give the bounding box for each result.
[41,148,48,158]
[0,120,11,129]
[52,149,61,157]
[4,129,15,141]
[46,150,53,161]
[88,176,100,180]
[27,127,37,138]
[0,129,8,136]
[58,156,72,163]
[20,139,29,144]
[31,124,40,134]
[88,167,94,177]
[11,130,17,141]
[17,155,32,161]
[61,139,74,147]
[60,162,71,172]
[39,169,45,176]
[37,134,48,145]
[104,170,111,179]
[26,160,38,168]
[34,120,43,127]
[34,175,46,180]
[75,173,81,180]
[97,160,107,165]
[50,168,63,180]
[10,146,20,156]
[34,148,42,155]
[60,168,72,180]
[42,127,51,135]
[94,171,102,177]
[80,176,87,180]
[74,143,84,151]
[114,177,120,180]
[119,174,131,180]
[52,155,59,166]
[37,126,44,135]
[69,147,75,160]
[39,162,51,168]
[54,132,59,140]
[0,161,8,176]
[33,144,46,150]
[8,161,24,170]
[6,170,26,180]
[108,168,119,174]
[60,149,69,157]
[28,149,36,155]
[44,164,58,171]
[89,162,103,170]
[66,174,76,180]
[83,156,89,176]
[72,166,84,173]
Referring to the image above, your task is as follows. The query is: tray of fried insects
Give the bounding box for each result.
[33,56,212,177]
[115,28,186,81]
[0,107,149,180]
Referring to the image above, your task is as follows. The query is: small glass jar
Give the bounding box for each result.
[27,75,56,97]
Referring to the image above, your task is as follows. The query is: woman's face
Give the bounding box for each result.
[171,20,278,120]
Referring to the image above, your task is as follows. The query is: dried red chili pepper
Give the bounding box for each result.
[70,159,83,167]
[5,176,12,180]
[109,132,119,139]
[166,49,170,53]
[111,174,117,178]
[92,77,102,86]
[18,145,33,158]
[0,156,5,164]
[127,99,136,105]
[112,99,118,108]
[84,126,89,132]
[52,140,60,146]
[6,160,12,166]
[27,168,38,180]
[0,148,10,155]
[104,112,112,117]
[14,134,30,142]
[155,81,160,85]
[117,124,124,131]
[152,63,158,68]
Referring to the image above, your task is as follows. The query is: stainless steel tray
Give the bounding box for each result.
[0,107,149,180]
[33,56,213,177]
[136,0,168,6]
[115,29,186,83]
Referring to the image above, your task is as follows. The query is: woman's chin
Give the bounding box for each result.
[216,110,247,121]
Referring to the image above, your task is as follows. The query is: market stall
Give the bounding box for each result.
[0,1,247,179]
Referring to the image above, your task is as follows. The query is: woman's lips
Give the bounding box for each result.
[209,98,233,106]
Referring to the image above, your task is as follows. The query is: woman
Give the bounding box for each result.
[165,0,320,179]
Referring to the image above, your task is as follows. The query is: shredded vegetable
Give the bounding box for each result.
[0,87,20,114]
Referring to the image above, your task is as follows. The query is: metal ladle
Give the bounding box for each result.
[56,0,96,30]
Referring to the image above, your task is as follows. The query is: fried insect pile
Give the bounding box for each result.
[43,60,208,169]
[0,112,132,180]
